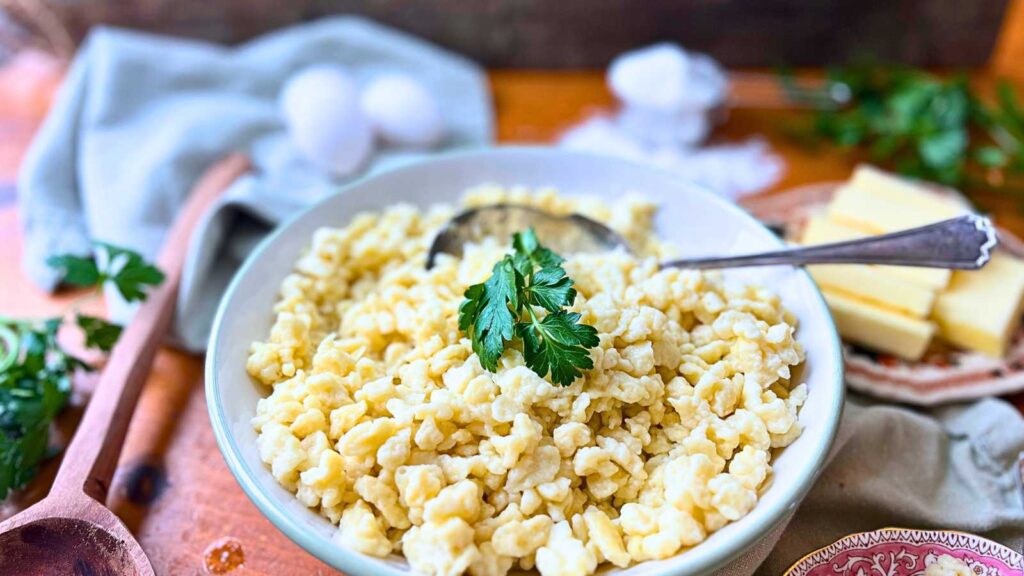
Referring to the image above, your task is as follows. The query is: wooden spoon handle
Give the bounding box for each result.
[51,153,251,502]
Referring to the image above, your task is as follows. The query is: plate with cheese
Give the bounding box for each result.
[743,165,1024,405]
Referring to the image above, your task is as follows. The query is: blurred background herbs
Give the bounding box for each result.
[0,243,162,499]
[783,66,1024,209]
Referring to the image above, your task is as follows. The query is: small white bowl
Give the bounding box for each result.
[206,147,844,576]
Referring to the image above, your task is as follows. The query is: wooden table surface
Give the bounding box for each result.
[2,61,1023,574]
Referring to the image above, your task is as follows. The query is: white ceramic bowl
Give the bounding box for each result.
[206,147,844,576]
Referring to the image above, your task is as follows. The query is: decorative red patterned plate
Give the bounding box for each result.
[784,527,1023,575]
[741,183,1024,406]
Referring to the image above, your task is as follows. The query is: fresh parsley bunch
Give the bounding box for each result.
[0,242,163,499]
[458,229,599,387]
[0,318,85,499]
[784,65,1024,203]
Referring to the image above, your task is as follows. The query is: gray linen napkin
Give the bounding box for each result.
[17,17,492,351]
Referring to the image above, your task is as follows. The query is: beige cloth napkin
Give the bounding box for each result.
[714,395,1024,575]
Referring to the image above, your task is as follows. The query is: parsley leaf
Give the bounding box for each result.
[512,228,563,275]
[517,311,599,387]
[97,243,165,302]
[46,254,100,287]
[459,256,520,371]
[48,242,165,303]
[525,266,576,312]
[75,314,123,353]
[459,228,599,386]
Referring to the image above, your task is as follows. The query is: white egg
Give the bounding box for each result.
[279,64,374,176]
[360,73,445,147]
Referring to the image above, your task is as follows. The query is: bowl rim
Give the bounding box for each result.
[205,146,845,576]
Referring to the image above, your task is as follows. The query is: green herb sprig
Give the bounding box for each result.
[458,229,599,386]
[0,242,163,499]
[783,66,1024,204]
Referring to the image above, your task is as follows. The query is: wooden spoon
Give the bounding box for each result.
[0,153,251,575]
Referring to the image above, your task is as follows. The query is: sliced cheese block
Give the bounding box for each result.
[827,167,966,234]
[932,252,1024,357]
[823,289,936,360]
[809,264,935,317]
[801,214,951,290]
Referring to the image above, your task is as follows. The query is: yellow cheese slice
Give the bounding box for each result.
[823,289,936,360]
[932,252,1024,357]
[809,264,935,317]
[827,166,966,233]
[848,165,966,215]
[801,215,951,290]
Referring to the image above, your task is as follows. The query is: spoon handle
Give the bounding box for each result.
[51,154,250,502]
[659,215,997,270]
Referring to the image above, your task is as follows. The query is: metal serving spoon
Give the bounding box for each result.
[426,204,998,271]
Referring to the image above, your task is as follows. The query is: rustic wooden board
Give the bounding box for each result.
[1,66,1023,575]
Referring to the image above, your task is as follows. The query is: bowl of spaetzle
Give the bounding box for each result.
[206,148,844,576]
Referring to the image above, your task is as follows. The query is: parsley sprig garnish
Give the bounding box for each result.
[0,242,163,499]
[458,229,599,386]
